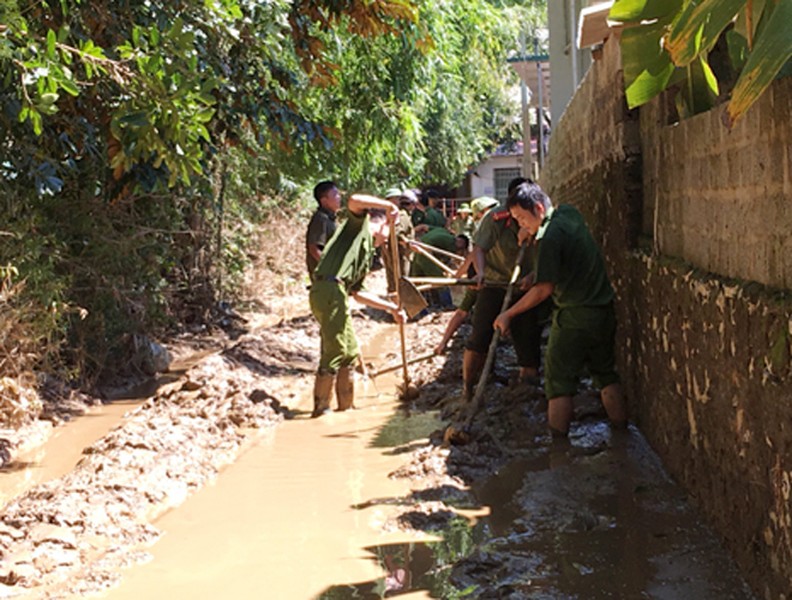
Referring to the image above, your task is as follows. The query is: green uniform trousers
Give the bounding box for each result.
[544,303,620,399]
[309,280,360,373]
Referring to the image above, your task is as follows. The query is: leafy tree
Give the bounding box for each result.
[0,0,546,383]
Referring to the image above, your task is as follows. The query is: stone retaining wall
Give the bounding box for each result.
[541,36,792,599]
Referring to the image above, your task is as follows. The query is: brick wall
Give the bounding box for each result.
[541,36,792,599]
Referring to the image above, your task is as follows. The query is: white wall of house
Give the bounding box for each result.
[548,0,593,127]
[469,153,524,201]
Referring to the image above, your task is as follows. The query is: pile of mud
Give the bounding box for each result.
[0,319,321,598]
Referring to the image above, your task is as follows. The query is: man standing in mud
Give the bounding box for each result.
[381,187,415,294]
[493,181,627,437]
[305,180,341,280]
[461,182,548,402]
[310,193,406,417]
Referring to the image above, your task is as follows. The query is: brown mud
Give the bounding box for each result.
[0,267,758,599]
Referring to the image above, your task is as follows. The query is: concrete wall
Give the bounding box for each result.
[541,36,792,600]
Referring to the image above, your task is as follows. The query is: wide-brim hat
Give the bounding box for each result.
[399,189,418,204]
[384,187,402,199]
[457,203,472,214]
[471,196,499,216]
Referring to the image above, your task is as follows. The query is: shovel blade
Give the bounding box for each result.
[398,277,428,318]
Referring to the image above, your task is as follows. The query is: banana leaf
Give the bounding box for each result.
[676,54,720,117]
[609,0,683,22]
[620,19,676,108]
[665,0,747,66]
[733,0,767,47]
[727,0,792,125]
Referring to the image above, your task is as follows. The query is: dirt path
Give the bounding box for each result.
[0,265,759,599]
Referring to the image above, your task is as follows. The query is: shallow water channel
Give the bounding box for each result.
[100,366,462,599]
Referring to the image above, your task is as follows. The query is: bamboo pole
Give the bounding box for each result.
[389,226,410,390]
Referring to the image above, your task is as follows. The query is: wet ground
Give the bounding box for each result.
[0,271,759,599]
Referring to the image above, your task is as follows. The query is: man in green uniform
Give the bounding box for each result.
[305,180,341,280]
[462,192,549,401]
[449,203,474,236]
[381,187,415,294]
[494,181,627,437]
[433,196,501,355]
[412,189,447,232]
[410,225,458,308]
[309,193,406,417]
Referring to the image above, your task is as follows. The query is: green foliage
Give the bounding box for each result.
[0,0,546,384]
[610,0,792,123]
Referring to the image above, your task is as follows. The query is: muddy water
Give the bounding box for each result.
[0,352,212,508]
[0,400,141,508]
[102,342,453,599]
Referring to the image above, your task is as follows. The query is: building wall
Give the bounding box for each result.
[541,36,792,600]
[548,0,593,127]
[469,154,523,200]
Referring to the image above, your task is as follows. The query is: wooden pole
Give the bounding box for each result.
[409,239,465,263]
[389,226,410,390]
[408,243,457,276]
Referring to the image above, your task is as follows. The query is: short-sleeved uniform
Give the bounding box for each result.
[412,206,446,229]
[465,208,550,369]
[305,206,337,279]
[383,208,414,293]
[534,205,620,398]
[410,227,457,277]
[309,212,373,373]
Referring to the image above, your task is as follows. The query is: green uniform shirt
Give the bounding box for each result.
[305,206,338,277]
[535,205,614,308]
[412,206,446,229]
[313,211,373,293]
[411,227,457,277]
[473,207,530,282]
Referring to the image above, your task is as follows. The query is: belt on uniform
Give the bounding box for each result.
[314,275,344,284]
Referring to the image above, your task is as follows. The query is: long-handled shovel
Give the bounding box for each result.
[369,351,437,378]
[389,226,415,398]
[407,242,457,276]
[405,276,510,288]
[409,239,466,264]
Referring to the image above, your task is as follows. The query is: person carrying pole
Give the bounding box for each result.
[493,181,627,437]
[381,187,415,294]
[460,182,550,403]
[309,193,406,417]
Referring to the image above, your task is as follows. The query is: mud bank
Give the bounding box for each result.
[0,316,329,598]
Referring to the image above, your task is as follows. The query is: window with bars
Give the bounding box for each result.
[494,168,521,202]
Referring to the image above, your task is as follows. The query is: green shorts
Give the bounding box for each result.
[544,304,620,399]
[309,281,360,373]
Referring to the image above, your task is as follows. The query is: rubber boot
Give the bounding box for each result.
[462,350,485,402]
[311,372,335,418]
[336,366,355,411]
